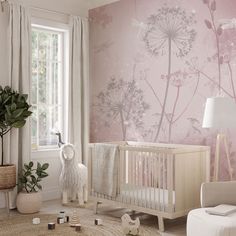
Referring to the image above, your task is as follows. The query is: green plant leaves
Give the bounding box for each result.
[42,163,49,170]
[40,172,48,178]
[12,108,24,118]
[0,122,7,130]
[24,163,30,170]
[12,120,26,128]
[0,86,32,128]
[5,105,11,115]
[0,86,33,166]
[37,184,42,190]
[22,110,33,118]
[18,161,49,192]
[29,161,33,168]
[3,96,11,105]
[31,175,37,184]
[37,162,41,169]
[25,171,31,176]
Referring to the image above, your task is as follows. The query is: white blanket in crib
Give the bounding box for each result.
[92,143,119,198]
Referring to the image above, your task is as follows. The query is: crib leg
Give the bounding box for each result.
[94,201,99,214]
[83,186,88,203]
[62,191,68,205]
[157,216,165,232]
[71,191,76,202]
[78,189,85,206]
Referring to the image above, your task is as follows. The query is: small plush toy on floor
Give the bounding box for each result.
[121,214,140,235]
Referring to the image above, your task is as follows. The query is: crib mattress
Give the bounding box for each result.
[117,187,175,210]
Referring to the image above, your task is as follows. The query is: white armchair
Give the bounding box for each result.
[187,181,236,236]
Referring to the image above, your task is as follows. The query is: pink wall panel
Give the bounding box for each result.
[89,0,236,180]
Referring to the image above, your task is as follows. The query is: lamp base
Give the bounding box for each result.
[214,133,233,181]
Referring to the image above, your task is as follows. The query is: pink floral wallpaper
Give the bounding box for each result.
[89,0,236,180]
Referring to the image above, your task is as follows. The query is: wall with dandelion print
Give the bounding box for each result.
[89,0,236,180]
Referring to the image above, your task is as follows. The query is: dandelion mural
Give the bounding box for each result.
[143,5,197,142]
[94,77,149,140]
[162,70,199,141]
[219,28,236,101]
[203,0,224,94]
[89,0,236,180]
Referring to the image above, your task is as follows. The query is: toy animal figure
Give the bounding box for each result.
[59,143,88,206]
[121,214,140,235]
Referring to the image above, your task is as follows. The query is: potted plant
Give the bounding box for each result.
[16,161,49,214]
[0,86,32,190]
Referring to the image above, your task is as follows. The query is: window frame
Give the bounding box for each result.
[31,18,69,157]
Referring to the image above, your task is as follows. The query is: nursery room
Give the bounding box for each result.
[1,0,236,235]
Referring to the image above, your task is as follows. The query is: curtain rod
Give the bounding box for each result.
[30,6,89,20]
[1,0,89,20]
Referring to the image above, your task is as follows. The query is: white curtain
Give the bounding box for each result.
[6,2,31,208]
[68,16,89,165]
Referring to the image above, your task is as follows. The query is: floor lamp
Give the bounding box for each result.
[202,97,236,181]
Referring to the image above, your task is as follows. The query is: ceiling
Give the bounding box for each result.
[21,0,120,17]
[85,0,120,9]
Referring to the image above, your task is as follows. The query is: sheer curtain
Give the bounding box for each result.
[68,16,89,164]
[6,2,31,208]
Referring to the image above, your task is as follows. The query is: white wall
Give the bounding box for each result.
[32,151,62,201]
[0,0,88,209]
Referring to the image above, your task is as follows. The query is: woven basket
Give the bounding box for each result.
[0,165,16,190]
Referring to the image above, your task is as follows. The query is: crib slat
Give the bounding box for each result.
[120,149,125,203]
[139,151,142,207]
[144,152,148,208]
[162,153,166,212]
[148,152,151,209]
[149,152,152,209]
[144,152,147,208]
[131,150,134,206]
[126,150,130,205]
[153,152,156,210]
[136,151,139,206]
[167,153,174,212]
[158,152,161,211]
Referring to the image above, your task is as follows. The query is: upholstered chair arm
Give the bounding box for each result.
[201,181,236,208]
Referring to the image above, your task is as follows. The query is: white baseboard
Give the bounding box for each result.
[42,187,61,201]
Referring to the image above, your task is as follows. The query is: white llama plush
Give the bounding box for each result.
[121,214,140,235]
[59,143,88,206]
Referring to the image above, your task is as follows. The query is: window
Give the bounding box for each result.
[31,23,68,150]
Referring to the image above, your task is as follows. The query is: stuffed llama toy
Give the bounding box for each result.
[59,143,88,206]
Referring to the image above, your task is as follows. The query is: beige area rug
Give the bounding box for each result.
[0,207,160,236]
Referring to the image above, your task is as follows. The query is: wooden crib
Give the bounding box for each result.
[88,141,210,231]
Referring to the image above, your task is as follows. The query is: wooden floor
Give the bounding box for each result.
[0,199,186,236]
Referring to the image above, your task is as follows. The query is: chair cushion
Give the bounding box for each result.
[187,208,236,236]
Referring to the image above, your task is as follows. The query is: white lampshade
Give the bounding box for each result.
[202,97,236,129]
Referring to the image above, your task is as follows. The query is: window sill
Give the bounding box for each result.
[31,148,60,159]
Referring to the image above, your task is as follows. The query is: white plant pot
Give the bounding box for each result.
[16,191,42,214]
